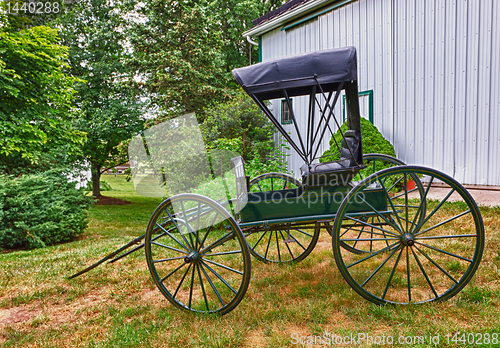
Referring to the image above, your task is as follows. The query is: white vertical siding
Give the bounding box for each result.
[442,0,457,177]
[260,0,499,185]
[476,0,494,185]
[487,0,500,185]
[454,0,468,183]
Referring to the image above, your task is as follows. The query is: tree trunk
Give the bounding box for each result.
[91,164,101,197]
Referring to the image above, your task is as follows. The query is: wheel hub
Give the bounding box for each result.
[184,251,199,264]
[401,233,415,247]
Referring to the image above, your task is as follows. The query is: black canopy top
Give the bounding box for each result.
[232,46,357,100]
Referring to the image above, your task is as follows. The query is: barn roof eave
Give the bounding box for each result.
[243,0,335,37]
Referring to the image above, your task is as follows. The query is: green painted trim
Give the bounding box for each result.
[281,99,293,124]
[282,0,354,31]
[239,209,391,228]
[258,36,262,63]
[343,89,373,123]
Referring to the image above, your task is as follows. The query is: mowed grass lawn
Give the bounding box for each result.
[1,175,500,347]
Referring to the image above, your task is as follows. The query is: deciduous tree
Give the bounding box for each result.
[0,25,85,174]
[56,0,145,197]
[127,0,287,118]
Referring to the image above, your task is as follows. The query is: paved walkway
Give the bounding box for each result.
[409,186,500,207]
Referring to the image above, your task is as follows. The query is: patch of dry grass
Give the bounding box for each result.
[1,176,500,347]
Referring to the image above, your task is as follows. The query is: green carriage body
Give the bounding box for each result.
[239,185,386,223]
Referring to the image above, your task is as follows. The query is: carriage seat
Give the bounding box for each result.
[300,130,362,186]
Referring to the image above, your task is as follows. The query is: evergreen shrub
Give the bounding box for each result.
[0,171,93,249]
[320,117,395,163]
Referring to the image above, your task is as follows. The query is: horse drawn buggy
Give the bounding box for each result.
[72,47,484,315]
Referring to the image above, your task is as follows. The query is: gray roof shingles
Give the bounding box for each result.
[252,0,315,27]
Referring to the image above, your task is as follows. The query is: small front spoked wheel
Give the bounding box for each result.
[332,166,484,304]
[249,172,301,193]
[244,222,320,263]
[145,193,251,315]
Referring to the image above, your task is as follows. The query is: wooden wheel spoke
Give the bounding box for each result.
[341,237,400,242]
[173,263,192,299]
[251,231,268,250]
[414,210,471,237]
[294,228,314,238]
[361,245,401,287]
[201,257,244,275]
[180,200,196,251]
[188,265,195,308]
[378,178,405,234]
[345,216,400,237]
[414,241,472,263]
[165,208,194,250]
[409,177,434,232]
[282,179,288,190]
[289,231,307,251]
[200,260,238,294]
[382,246,404,300]
[151,241,188,254]
[199,263,225,307]
[264,230,273,260]
[410,247,438,298]
[406,247,411,302]
[200,230,234,254]
[197,211,219,252]
[275,231,281,262]
[160,263,186,283]
[202,250,242,257]
[278,230,295,259]
[196,264,210,311]
[414,187,456,233]
[155,222,189,252]
[346,242,400,269]
[413,245,459,284]
[152,256,186,263]
[256,182,263,192]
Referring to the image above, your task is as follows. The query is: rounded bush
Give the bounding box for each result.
[320,117,395,162]
[0,171,93,249]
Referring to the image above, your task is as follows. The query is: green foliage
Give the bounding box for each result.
[0,171,93,249]
[55,0,145,196]
[128,0,233,115]
[127,0,288,115]
[0,25,86,174]
[201,91,290,178]
[244,146,290,179]
[321,118,395,162]
[202,92,275,161]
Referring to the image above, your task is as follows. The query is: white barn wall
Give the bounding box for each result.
[259,0,500,185]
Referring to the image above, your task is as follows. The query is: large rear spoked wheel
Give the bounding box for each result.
[339,154,426,254]
[145,193,251,315]
[332,166,484,304]
[354,153,406,181]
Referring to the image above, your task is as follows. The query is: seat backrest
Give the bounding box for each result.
[230,156,248,205]
[340,130,361,167]
[300,129,362,186]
